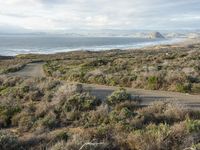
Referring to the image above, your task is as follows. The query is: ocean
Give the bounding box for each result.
[0,35,180,56]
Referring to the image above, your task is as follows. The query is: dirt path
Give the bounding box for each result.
[9,62,45,77]
[83,84,200,109]
[7,62,200,109]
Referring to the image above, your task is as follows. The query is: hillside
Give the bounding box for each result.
[148,32,165,39]
[0,76,200,150]
[0,41,200,150]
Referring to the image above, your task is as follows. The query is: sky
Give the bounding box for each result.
[0,0,200,32]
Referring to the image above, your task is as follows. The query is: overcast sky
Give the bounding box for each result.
[0,0,200,32]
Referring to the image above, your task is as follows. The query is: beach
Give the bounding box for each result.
[0,35,183,56]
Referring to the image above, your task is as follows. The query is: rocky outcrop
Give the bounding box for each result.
[148,32,165,39]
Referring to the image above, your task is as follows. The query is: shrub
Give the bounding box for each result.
[82,105,109,127]
[0,130,19,150]
[137,102,186,125]
[192,143,200,150]
[147,76,159,90]
[176,83,192,93]
[17,113,36,132]
[50,140,67,150]
[29,90,44,101]
[109,107,135,125]
[127,123,171,150]
[107,88,131,105]
[62,92,98,112]
[0,105,21,128]
[61,111,81,122]
[191,83,200,93]
[63,128,110,150]
[186,119,200,133]
[53,83,83,102]
[54,131,69,142]
[21,85,30,93]
[39,112,58,129]
[83,59,109,67]
[46,80,60,90]
[18,116,34,131]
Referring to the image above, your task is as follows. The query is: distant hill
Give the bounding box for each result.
[148,32,165,39]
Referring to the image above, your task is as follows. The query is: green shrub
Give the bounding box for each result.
[109,107,134,124]
[62,93,98,112]
[127,123,170,150]
[0,130,19,150]
[137,102,186,125]
[54,131,69,142]
[82,59,109,67]
[191,83,200,93]
[186,119,200,133]
[82,105,109,127]
[119,107,134,120]
[18,114,35,131]
[21,85,30,93]
[192,143,200,150]
[176,83,191,93]
[17,113,36,131]
[46,80,60,90]
[0,105,21,127]
[29,90,44,101]
[62,111,81,121]
[147,76,159,90]
[39,112,58,129]
[107,88,131,105]
[50,141,67,150]
[93,75,106,84]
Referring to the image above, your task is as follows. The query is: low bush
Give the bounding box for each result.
[186,119,200,133]
[16,112,36,132]
[176,83,192,93]
[0,104,21,128]
[0,130,19,150]
[191,83,200,93]
[50,140,67,150]
[137,102,186,125]
[38,111,58,130]
[107,88,131,105]
[0,76,200,149]
[62,92,99,112]
[127,123,171,150]
[38,45,200,94]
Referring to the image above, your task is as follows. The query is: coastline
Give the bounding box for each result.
[134,37,200,50]
[0,37,188,57]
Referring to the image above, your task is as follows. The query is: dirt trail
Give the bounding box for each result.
[7,62,200,109]
[84,84,200,109]
[9,62,45,77]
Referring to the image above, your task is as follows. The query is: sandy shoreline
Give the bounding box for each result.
[175,38,200,46]
[134,37,200,50]
[0,37,199,57]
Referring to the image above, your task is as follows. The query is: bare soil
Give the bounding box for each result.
[8,62,45,77]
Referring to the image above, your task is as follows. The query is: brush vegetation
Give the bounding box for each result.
[0,43,200,149]
[0,76,200,150]
[1,44,200,93]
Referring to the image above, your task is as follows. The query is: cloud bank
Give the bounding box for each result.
[0,0,200,32]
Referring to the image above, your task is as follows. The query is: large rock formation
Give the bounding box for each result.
[148,32,165,39]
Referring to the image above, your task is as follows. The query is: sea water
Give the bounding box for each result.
[0,35,180,56]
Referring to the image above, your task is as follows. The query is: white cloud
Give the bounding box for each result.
[0,0,199,32]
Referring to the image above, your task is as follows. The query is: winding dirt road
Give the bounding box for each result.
[84,84,200,109]
[9,62,45,77]
[7,62,200,109]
